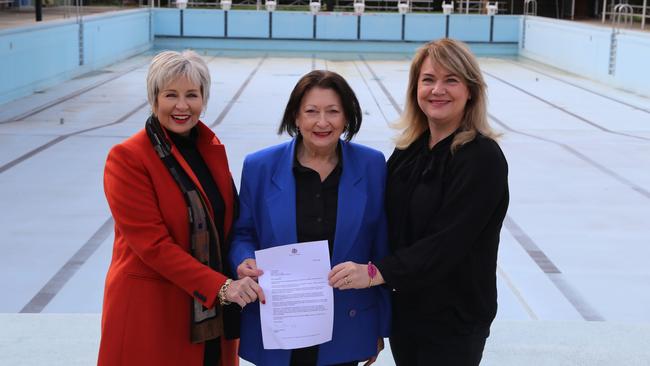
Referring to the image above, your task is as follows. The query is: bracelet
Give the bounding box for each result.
[218,279,233,306]
[367,262,377,288]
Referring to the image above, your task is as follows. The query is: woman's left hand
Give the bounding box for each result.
[328,261,368,290]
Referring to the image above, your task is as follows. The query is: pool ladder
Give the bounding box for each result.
[74,0,84,66]
[609,3,634,75]
[521,0,537,49]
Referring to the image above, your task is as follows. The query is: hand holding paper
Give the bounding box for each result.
[237,258,264,281]
[225,277,266,307]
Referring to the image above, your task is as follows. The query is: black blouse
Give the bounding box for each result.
[290,142,342,364]
[168,128,225,248]
[292,142,343,257]
[168,128,227,365]
[377,130,509,334]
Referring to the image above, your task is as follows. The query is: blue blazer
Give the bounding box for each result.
[230,138,391,366]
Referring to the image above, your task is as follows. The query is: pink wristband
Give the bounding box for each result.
[367,262,377,287]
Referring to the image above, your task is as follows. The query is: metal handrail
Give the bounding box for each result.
[523,0,536,16]
[457,0,505,14]
[457,0,475,14]
[601,0,644,24]
[613,3,634,29]
[608,2,650,30]
[167,0,437,11]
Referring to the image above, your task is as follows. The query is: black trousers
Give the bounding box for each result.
[389,332,487,366]
[203,337,221,366]
[290,345,358,366]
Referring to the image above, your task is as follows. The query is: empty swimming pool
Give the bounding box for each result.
[1,47,650,364]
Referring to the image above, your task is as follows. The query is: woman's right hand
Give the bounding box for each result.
[237,258,264,281]
[225,277,266,308]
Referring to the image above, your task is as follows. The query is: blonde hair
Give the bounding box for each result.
[146,50,211,112]
[394,39,499,152]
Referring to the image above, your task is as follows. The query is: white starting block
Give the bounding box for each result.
[353,0,365,15]
[397,0,409,14]
[175,0,187,9]
[442,1,453,14]
[310,0,321,14]
[486,2,498,15]
[221,0,231,10]
[265,0,276,11]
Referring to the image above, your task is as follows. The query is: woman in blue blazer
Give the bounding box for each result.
[230,70,390,366]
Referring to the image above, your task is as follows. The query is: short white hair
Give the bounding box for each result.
[146,50,211,112]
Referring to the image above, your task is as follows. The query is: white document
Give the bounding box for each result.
[255,240,334,350]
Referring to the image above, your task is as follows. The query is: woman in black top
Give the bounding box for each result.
[329,39,509,365]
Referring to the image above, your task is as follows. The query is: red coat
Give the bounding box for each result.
[98,122,239,366]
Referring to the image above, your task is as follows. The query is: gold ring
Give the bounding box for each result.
[345,277,351,285]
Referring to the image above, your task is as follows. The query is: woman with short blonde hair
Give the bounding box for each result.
[99,50,264,366]
[146,50,211,112]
